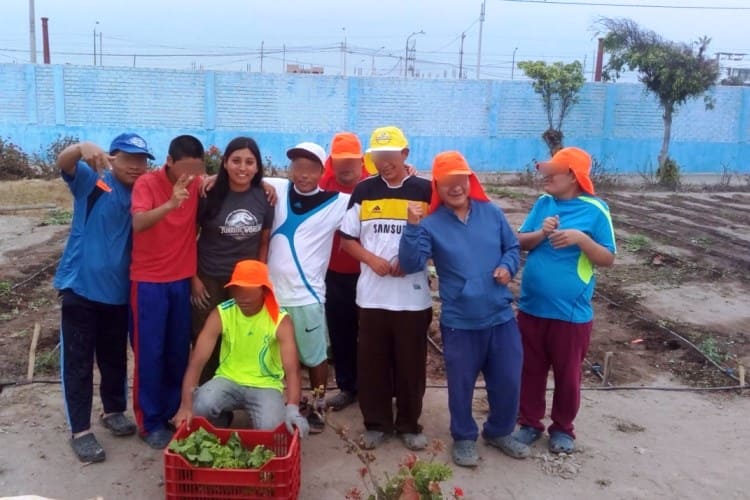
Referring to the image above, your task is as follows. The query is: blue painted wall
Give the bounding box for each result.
[1,63,747,173]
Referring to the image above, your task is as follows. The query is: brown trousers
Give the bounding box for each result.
[357,307,432,434]
[191,273,231,385]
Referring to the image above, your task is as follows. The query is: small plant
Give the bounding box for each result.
[515,161,536,188]
[0,137,32,180]
[32,135,79,179]
[718,163,733,188]
[656,157,680,190]
[483,186,527,200]
[0,280,11,296]
[624,234,651,252]
[264,155,283,177]
[330,415,463,500]
[204,145,222,175]
[35,343,60,373]
[590,155,620,190]
[40,209,73,226]
[698,336,726,365]
[637,161,658,188]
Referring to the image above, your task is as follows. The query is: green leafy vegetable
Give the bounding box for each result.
[168,427,275,469]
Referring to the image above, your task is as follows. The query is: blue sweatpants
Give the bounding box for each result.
[441,318,523,441]
[130,279,191,435]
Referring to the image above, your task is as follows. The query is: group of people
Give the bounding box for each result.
[54,125,615,469]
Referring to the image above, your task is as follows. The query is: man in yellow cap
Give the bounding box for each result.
[399,151,528,467]
[172,260,309,437]
[339,126,432,451]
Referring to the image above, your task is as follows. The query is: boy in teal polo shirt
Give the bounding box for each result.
[514,147,616,454]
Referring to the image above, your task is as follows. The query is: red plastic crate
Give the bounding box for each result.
[164,417,300,500]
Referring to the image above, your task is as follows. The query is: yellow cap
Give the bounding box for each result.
[365,126,408,152]
[364,126,409,174]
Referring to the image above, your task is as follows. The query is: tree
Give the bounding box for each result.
[517,60,585,155]
[599,18,719,168]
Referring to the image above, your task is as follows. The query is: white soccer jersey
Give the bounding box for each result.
[266,178,350,307]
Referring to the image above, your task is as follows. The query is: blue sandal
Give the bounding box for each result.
[549,431,575,454]
[512,425,542,445]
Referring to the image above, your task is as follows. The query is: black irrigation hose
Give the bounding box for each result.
[593,289,741,383]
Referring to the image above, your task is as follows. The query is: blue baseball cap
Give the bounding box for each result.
[109,133,155,159]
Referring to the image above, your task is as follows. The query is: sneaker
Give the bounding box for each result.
[549,431,576,454]
[307,411,325,434]
[360,430,386,450]
[483,432,530,459]
[325,391,356,411]
[452,440,479,468]
[512,425,542,446]
[401,432,428,451]
[100,413,136,437]
[70,433,106,463]
[141,428,174,450]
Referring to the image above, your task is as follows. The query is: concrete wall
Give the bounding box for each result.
[1,63,747,173]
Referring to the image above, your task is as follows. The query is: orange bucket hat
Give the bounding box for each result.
[429,151,489,213]
[536,147,595,195]
[321,132,368,188]
[224,260,280,322]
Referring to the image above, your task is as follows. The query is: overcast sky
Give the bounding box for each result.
[1,0,748,79]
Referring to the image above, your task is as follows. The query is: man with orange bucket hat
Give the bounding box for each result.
[320,133,370,411]
[513,146,615,454]
[399,151,528,467]
[172,260,309,438]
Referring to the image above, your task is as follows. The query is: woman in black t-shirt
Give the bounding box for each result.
[191,137,274,384]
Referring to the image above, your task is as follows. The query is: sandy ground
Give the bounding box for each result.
[1,380,749,500]
[2,180,750,499]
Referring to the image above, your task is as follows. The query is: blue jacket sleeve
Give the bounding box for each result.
[398,222,432,274]
[497,209,521,277]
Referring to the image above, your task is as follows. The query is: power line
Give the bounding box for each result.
[499,0,750,10]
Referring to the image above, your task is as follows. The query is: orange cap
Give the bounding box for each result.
[320,132,369,189]
[224,260,280,322]
[536,147,595,195]
[429,151,490,213]
[330,132,363,159]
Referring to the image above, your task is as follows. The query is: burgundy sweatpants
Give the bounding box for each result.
[516,311,592,438]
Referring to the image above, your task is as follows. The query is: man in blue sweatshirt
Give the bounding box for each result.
[398,151,528,467]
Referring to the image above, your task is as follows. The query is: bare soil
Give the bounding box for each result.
[1,179,749,499]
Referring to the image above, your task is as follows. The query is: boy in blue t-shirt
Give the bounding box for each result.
[54,134,153,463]
[514,147,616,454]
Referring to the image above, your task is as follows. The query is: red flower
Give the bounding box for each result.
[358,466,368,478]
[345,487,363,500]
[453,486,464,498]
[399,452,418,470]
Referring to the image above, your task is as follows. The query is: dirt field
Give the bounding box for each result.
[0,178,749,499]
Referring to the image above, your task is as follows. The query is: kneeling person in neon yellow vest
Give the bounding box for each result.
[172,259,309,437]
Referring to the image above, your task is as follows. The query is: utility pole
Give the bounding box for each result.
[260,41,264,73]
[93,21,99,65]
[29,0,36,63]
[404,30,425,79]
[99,31,103,65]
[341,27,347,76]
[41,17,50,64]
[458,32,466,79]
[476,0,485,79]
[511,47,518,80]
[594,37,604,82]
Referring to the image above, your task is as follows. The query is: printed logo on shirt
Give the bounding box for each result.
[372,223,403,235]
[220,209,262,241]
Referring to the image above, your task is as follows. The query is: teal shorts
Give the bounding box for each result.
[284,303,329,367]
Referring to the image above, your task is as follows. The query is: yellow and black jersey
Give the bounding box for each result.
[339,175,432,311]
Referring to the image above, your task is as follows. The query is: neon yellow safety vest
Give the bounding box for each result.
[214,299,287,392]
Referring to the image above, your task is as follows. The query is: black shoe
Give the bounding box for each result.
[70,433,106,463]
[307,411,325,434]
[101,413,137,437]
[325,391,356,411]
[141,428,174,450]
